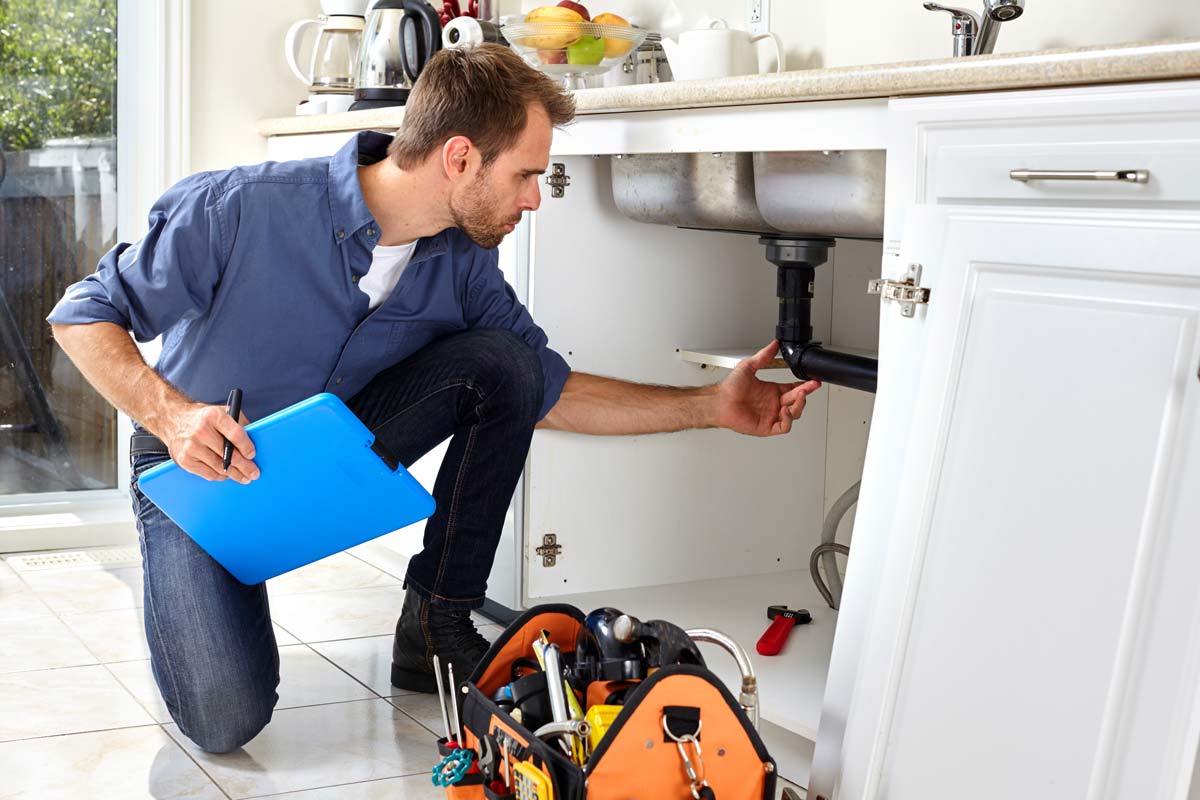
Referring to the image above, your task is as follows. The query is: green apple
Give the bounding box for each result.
[567,36,605,66]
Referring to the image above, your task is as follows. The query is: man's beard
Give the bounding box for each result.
[450,182,520,250]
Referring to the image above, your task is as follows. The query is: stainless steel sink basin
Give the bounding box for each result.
[610,152,774,234]
[609,150,885,239]
[753,151,885,239]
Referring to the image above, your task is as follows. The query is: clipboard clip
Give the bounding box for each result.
[370,440,400,471]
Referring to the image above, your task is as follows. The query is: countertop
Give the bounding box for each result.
[258,37,1200,137]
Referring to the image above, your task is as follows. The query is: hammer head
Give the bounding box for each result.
[768,605,813,624]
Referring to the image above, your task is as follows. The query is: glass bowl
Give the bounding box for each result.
[504,21,649,89]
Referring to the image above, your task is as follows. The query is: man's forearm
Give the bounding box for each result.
[51,322,190,439]
[537,372,719,435]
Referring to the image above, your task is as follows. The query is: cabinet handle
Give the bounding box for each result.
[1009,169,1149,183]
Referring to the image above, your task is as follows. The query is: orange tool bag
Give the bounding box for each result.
[433,603,777,800]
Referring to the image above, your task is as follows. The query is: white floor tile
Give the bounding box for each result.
[263,774,444,799]
[270,586,407,643]
[19,565,144,615]
[166,698,437,799]
[0,664,154,742]
[309,635,414,699]
[0,581,54,622]
[268,553,400,597]
[0,615,97,674]
[0,725,225,799]
[108,645,375,723]
[386,693,447,738]
[0,562,54,621]
[104,658,173,722]
[59,606,150,663]
[280,645,378,709]
[274,622,301,645]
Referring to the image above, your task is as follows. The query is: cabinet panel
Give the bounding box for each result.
[525,155,833,598]
[821,207,1200,799]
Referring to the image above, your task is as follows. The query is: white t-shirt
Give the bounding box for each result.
[360,240,418,309]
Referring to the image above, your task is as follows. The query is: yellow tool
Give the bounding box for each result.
[584,704,622,753]
[512,759,554,800]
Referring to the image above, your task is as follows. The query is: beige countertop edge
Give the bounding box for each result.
[258,37,1200,138]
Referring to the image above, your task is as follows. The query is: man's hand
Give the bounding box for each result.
[159,402,259,483]
[715,341,822,437]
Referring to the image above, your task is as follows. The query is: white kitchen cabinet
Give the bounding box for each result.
[812,82,1200,799]
[812,203,1200,800]
[262,77,1200,795]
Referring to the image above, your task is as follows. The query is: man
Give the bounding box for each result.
[47,45,821,753]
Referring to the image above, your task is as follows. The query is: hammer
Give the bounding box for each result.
[756,605,812,656]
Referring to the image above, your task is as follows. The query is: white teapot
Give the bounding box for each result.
[660,19,785,82]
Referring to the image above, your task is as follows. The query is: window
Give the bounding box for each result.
[0,0,119,494]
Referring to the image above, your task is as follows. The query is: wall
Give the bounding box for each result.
[189,0,319,172]
[192,0,1200,171]
[512,0,1200,70]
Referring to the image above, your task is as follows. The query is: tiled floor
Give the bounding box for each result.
[0,550,802,799]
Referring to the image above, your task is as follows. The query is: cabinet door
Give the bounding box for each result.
[814,205,1200,800]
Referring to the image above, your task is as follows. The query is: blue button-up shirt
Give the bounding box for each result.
[47,131,570,422]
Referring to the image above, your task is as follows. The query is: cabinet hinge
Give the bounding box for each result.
[546,163,571,198]
[536,533,562,567]
[868,262,931,318]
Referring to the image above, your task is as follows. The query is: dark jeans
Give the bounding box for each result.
[130,329,543,752]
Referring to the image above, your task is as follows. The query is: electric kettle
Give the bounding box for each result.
[351,0,443,110]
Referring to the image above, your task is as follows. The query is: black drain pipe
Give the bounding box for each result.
[762,236,879,394]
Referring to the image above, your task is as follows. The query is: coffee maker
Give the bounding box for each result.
[350,0,443,110]
[285,0,369,114]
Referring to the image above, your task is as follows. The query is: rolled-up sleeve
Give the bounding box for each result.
[464,250,570,420]
[46,172,229,342]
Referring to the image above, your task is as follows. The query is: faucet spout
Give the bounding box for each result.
[924,0,1024,57]
[976,0,1025,55]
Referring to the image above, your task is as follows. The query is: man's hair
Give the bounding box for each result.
[388,44,576,170]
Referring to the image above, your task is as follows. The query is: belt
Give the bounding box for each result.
[130,430,170,457]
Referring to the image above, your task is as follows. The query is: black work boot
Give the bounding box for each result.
[391,585,492,693]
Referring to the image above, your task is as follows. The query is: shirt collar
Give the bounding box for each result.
[327,131,391,244]
[326,130,451,262]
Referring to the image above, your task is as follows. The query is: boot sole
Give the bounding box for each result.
[391,663,438,694]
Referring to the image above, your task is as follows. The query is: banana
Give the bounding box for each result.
[518,5,584,50]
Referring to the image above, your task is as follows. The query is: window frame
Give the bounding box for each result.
[0,0,190,550]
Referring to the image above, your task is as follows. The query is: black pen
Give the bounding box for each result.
[222,388,243,472]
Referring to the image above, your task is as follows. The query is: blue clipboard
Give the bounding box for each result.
[137,393,435,585]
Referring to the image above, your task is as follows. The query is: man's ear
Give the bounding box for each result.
[442,136,474,179]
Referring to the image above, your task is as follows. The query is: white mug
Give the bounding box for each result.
[661,19,785,81]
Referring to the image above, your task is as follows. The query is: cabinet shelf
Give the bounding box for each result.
[536,568,836,742]
[679,346,879,371]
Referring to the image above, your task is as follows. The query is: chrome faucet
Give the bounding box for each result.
[923,0,1025,57]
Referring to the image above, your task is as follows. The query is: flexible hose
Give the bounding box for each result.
[810,543,851,610]
[812,480,861,609]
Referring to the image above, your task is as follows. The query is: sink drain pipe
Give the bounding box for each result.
[761,236,879,394]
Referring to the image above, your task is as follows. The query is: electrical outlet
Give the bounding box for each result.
[747,0,770,35]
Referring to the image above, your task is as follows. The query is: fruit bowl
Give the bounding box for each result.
[505,21,649,88]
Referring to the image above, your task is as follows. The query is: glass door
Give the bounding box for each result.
[0,0,119,496]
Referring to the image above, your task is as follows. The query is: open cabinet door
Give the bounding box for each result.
[812,204,1200,799]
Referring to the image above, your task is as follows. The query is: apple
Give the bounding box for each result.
[566,35,605,65]
[557,0,590,21]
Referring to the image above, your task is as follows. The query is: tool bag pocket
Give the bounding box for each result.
[583,664,776,800]
[444,773,486,800]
